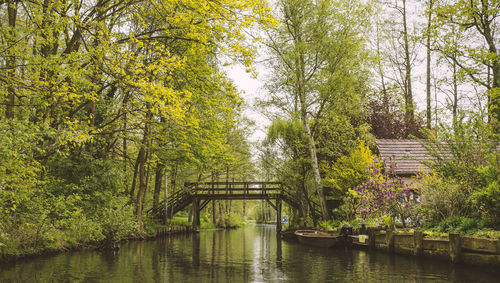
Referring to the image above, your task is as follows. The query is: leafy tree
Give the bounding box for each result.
[433,0,500,126]
[366,88,425,139]
[0,0,274,254]
[264,0,372,220]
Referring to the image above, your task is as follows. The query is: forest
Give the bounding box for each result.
[0,0,499,258]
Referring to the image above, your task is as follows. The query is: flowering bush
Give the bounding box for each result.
[353,158,416,227]
[415,173,469,221]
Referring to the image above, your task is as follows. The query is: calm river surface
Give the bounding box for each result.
[1,224,499,282]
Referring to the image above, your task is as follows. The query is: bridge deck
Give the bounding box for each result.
[193,193,281,200]
[188,181,283,200]
[149,181,320,232]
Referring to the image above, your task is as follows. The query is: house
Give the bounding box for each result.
[375,139,434,182]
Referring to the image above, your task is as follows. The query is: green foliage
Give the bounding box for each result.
[168,216,191,227]
[261,0,374,222]
[98,198,137,244]
[471,155,500,228]
[423,216,480,235]
[472,229,500,239]
[0,0,273,256]
[323,142,376,197]
[227,212,245,228]
[415,173,470,221]
[432,0,500,122]
[335,189,361,222]
[266,118,306,149]
[420,115,499,228]
[318,219,341,231]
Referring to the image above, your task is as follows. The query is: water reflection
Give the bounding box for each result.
[1,225,499,282]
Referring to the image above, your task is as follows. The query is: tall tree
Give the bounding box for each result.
[0,0,274,234]
[434,0,500,125]
[4,0,17,119]
[265,0,371,221]
[426,0,434,129]
[383,0,417,131]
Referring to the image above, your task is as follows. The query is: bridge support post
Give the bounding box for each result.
[276,197,282,233]
[192,198,200,231]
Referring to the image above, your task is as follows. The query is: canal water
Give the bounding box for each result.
[1,225,499,282]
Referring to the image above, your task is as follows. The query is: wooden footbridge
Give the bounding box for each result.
[149,181,320,232]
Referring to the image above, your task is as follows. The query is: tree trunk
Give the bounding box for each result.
[129,152,140,200]
[294,21,330,221]
[402,0,414,129]
[376,23,389,114]
[5,1,17,119]
[164,168,168,223]
[491,61,500,124]
[135,144,147,231]
[452,58,458,129]
[480,3,499,124]
[212,172,216,225]
[188,205,193,223]
[135,103,151,231]
[153,163,164,211]
[426,0,433,129]
[123,110,128,191]
[301,113,329,220]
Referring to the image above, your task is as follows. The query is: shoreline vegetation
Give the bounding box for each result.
[1,0,499,270]
[0,215,251,263]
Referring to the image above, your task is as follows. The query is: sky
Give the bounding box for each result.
[225,63,270,144]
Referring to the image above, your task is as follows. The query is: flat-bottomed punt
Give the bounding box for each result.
[294,230,345,248]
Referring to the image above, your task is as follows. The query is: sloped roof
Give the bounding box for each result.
[375,139,499,176]
[375,139,433,176]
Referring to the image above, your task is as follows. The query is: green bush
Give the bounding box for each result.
[423,216,481,234]
[323,141,376,198]
[415,173,470,221]
[59,213,105,244]
[471,156,500,229]
[319,219,341,231]
[99,198,137,243]
[421,115,499,228]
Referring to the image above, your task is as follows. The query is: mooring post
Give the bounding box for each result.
[192,198,200,231]
[368,228,376,249]
[386,229,394,253]
[276,196,282,233]
[414,230,424,256]
[449,233,461,263]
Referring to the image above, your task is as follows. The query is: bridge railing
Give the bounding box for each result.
[185,182,282,197]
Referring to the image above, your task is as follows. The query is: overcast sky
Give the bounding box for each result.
[224,61,270,144]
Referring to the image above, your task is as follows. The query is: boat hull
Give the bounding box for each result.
[294,230,344,248]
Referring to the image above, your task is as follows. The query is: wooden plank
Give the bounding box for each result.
[265,198,277,210]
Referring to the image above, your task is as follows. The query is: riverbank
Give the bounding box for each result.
[3,225,500,282]
[293,226,500,266]
[360,228,500,266]
[0,224,196,264]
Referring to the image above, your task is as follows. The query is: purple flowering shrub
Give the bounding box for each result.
[353,158,416,227]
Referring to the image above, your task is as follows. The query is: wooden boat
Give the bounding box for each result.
[294,230,344,248]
